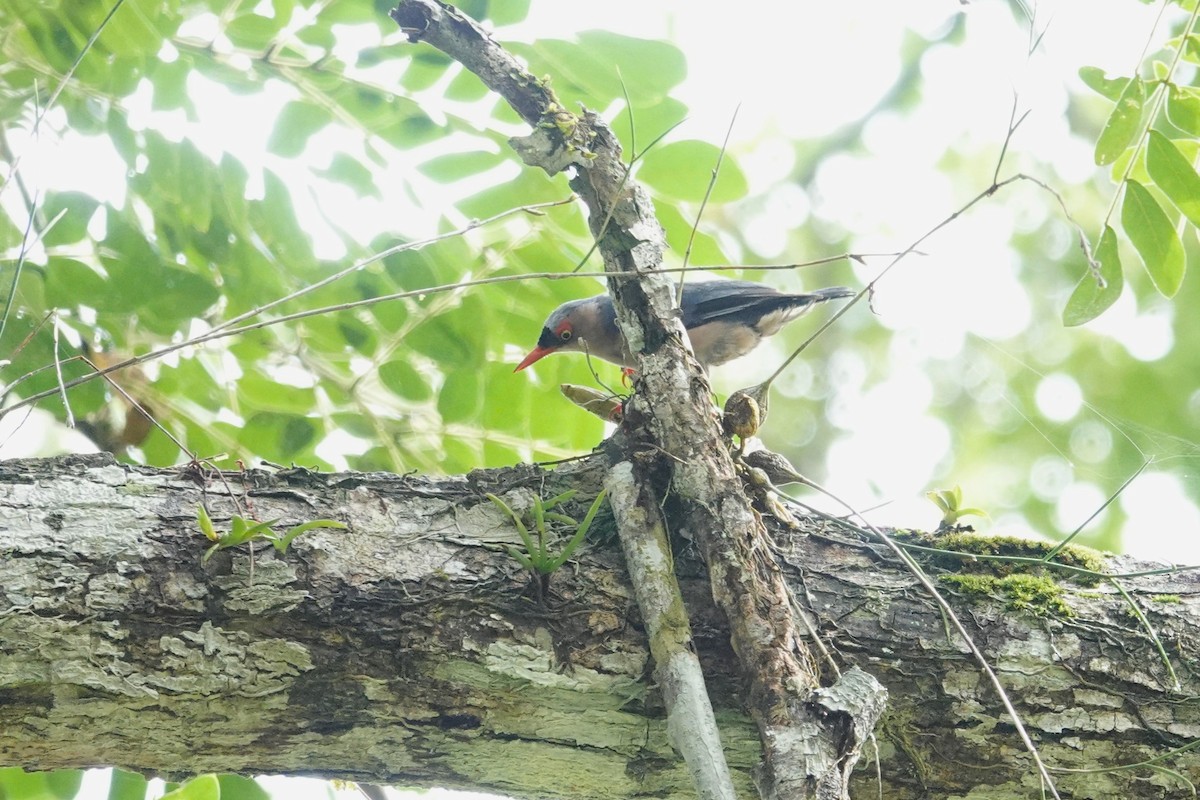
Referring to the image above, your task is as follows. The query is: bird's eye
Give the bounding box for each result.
[559,329,572,341]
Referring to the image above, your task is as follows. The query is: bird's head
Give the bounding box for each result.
[515,316,576,371]
[515,297,619,372]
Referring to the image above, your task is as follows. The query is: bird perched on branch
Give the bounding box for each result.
[515,279,855,372]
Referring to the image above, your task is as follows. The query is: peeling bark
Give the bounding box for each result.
[1,454,1198,799]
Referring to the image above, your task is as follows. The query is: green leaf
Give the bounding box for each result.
[222,517,281,550]
[956,508,989,520]
[139,267,222,332]
[543,490,577,509]
[1183,33,1200,65]
[926,492,952,513]
[246,170,318,273]
[44,258,110,309]
[612,97,689,155]
[546,489,607,571]
[1167,84,1200,135]
[271,519,346,553]
[657,204,728,264]
[511,33,685,109]
[1145,131,1200,229]
[406,306,486,368]
[44,769,84,799]
[198,505,218,542]
[505,545,535,571]
[398,52,454,92]
[267,100,335,157]
[300,313,376,357]
[215,775,270,800]
[418,150,506,182]
[40,192,100,246]
[444,67,491,102]
[1078,66,1129,101]
[438,368,482,423]
[574,32,687,104]
[313,0,374,25]
[481,361,532,434]
[487,493,537,557]
[1094,77,1146,166]
[243,412,318,460]
[1063,226,1124,326]
[151,57,194,112]
[225,12,283,50]
[160,774,220,800]
[239,372,316,414]
[1121,180,1185,297]
[314,153,381,198]
[107,768,149,800]
[67,1,164,57]
[0,768,85,800]
[228,516,248,538]
[178,141,215,233]
[486,0,531,26]
[378,360,432,401]
[636,140,748,202]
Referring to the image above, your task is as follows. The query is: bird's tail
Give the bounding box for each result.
[804,286,856,303]
[750,286,856,336]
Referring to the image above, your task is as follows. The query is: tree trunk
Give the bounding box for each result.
[1,453,1196,798]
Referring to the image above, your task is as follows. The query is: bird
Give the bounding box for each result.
[515,279,855,372]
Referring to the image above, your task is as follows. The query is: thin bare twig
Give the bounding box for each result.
[50,312,73,428]
[0,191,40,344]
[677,105,739,305]
[992,93,1031,186]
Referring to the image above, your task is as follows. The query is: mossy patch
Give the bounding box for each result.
[939,573,1073,618]
[893,529,1107,587]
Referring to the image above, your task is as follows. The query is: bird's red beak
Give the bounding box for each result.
[515,346,555,372]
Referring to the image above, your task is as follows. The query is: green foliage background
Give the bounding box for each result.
[1,0,1199,568]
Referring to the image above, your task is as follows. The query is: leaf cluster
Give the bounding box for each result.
[486,488,608,574]
[925,485,988,529]
[0,768,269,800]
[0,0,735,474]
[1067,20,1200,325]
[197,504,345,563]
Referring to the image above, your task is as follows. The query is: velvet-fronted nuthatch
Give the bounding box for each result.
[515,279,854,372]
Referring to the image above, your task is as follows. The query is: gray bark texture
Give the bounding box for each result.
[1,453,1198,799]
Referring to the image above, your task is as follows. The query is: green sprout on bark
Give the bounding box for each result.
[197,504,346,563]
[926,485,989,529]
[487,489,608,575]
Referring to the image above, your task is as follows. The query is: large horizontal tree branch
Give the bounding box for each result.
[1,454,1197,799]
